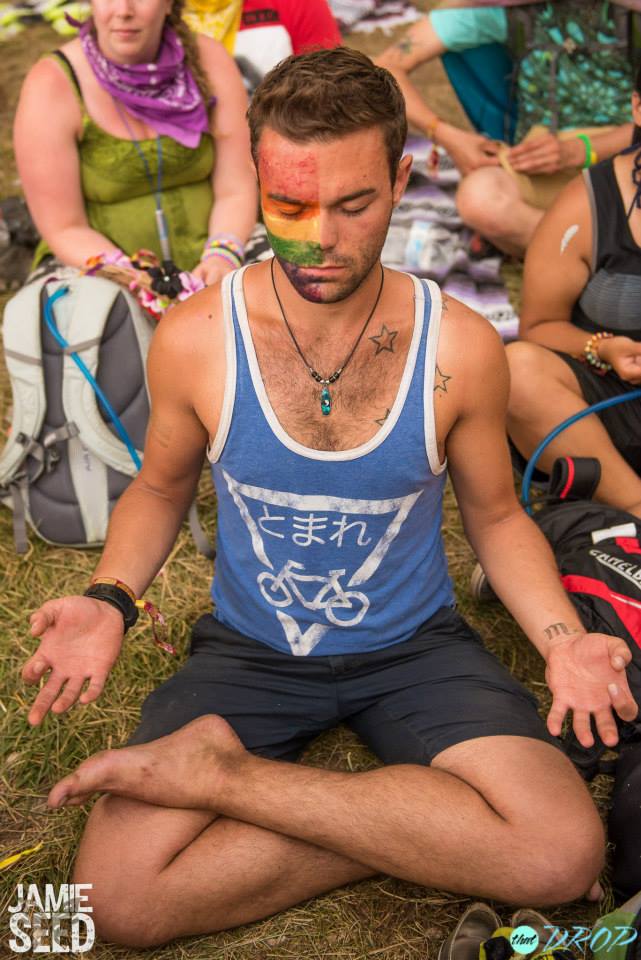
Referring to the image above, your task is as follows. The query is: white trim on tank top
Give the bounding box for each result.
[207,271,237,462]
[208,262,446,474]
[422,278,448,476]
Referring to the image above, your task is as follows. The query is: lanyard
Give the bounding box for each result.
[114,101,172,261]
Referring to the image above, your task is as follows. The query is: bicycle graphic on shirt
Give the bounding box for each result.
[221,467,424,653]
[258,560,370,627]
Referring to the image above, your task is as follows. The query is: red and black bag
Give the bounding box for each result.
[536,497,641,668]
[532,459,641,900]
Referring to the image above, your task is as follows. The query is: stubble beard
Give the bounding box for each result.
[274,211,392,305]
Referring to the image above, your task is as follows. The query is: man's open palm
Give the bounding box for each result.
[545,632,638,748]
[23,597,124,726]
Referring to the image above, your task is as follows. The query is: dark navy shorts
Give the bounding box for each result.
[128,606,560,763]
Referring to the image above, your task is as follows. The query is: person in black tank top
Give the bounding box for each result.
[506,75,641,903]
[506,64,641,517]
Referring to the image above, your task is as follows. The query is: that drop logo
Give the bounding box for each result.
[510,926,540,955]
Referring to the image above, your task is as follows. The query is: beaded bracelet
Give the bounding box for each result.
[203,247,243,270]
[202,233,245,267]
[582,331,613,374]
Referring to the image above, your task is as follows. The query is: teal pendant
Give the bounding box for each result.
[320,387,332,416]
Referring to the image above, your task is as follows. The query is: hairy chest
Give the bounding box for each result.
[248,319,446,453]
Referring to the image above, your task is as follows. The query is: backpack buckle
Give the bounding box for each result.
[45,448,60,472]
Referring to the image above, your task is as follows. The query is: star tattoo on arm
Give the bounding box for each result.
[396,36,415,55]
[434,366,451,393]
[369,325,398,356]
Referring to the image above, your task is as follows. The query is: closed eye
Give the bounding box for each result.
[342,205,369,217]
[274,206,305,219]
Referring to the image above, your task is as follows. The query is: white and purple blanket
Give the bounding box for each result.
[382,136,519,340]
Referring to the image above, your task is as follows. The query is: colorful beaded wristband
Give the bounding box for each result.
[576,133,597,169]
[203,247,243,270]
[582,331,613,374]
[202,233,245,267]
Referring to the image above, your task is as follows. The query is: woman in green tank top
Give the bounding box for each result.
[14,0,257,285]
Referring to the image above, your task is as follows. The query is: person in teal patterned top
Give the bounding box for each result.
[512,1,632,140]
[378,1,637,256]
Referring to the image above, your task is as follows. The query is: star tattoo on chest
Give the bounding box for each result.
[369,325,398,355]
[374,408,391,427]
[434,366,451,393]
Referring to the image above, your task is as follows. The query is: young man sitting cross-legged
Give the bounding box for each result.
[22,48,637,949]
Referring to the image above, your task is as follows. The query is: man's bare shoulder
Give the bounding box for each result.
[147,282,226,392]
[152,283,224,349]
[437,293,509,410]
[440,292,504,356]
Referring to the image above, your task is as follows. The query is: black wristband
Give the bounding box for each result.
[84,583,139,632]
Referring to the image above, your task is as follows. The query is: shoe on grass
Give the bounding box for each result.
[438,903,502,960]
[484,911,572,960]
[470,563,497,603]
[510,909,558,956]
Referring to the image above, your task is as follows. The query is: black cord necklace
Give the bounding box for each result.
[270,258,385,417]
[628,146,641,220]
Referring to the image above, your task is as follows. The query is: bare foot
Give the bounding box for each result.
[47,715,246,810]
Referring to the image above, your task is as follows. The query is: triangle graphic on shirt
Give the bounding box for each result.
[222,468,422,655]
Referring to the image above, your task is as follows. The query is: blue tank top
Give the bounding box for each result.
[208,265,454,657]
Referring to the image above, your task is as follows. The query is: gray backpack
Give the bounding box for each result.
[0,275,153,552]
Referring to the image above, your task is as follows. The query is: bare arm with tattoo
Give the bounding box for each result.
[376,19,500,175]
[440,297,638,747]
[376,19,444,135]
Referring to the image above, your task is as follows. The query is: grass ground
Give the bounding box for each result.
[0,5,615,959]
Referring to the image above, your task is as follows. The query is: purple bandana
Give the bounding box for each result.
[80,22,211,148]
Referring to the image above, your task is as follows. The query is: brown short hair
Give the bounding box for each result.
[248,47,407,184]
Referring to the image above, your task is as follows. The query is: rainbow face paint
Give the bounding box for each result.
[261,188,323,268]
[256,128,398,303]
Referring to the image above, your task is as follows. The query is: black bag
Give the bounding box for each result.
[532,466,641,901]
[535,498,641,692]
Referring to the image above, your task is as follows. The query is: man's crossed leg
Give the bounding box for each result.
[47,614,604,949]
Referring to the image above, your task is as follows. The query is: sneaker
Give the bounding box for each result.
[470,563,497,603]
[438,903,502,960]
